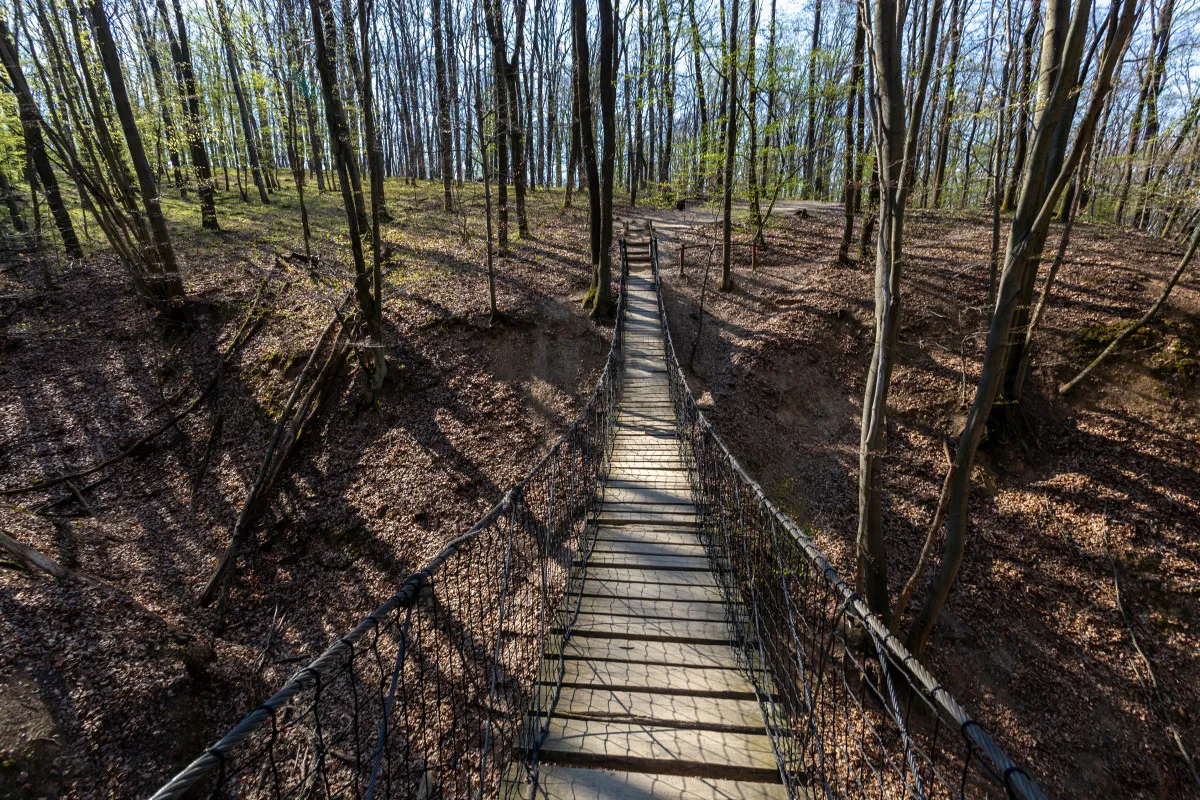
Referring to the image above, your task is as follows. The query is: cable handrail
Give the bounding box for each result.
[149,254,630,800]
[647,232,1047,800]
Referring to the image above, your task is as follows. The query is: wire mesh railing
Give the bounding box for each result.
[646,235,1046,799]
[149,262,628,800]
[153,227,1046,800]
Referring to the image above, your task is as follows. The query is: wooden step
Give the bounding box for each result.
[536,718,781,783]
[523,765,788,800]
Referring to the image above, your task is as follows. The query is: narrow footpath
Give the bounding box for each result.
[526,227,787,799]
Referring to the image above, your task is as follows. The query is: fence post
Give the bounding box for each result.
[678,245,685,277]
[751,244,758,272]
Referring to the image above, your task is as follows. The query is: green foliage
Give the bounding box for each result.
[1072,320,1154,353]
[1147,335,1198,383]
[0,92,25,175]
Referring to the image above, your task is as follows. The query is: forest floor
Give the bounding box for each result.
[0,181,1197,798]
[648,199,1200,799]
[0,179,609,798]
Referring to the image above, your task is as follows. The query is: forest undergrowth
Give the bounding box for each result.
[1,184,1197,798]
[661,202,1199,799]
[0,180,610,798]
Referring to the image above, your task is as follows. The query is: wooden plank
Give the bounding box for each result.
[582,567,719,587]
[522,765,788,800]
[596,502,696,517]
[589,542,707,560]
[561,637,740,668]
[594,513,697,528]
[576,581,726,604]
[580,554,710,572]
[536,719,780,781]
[570,614,732,643]
[592,532,705,549]
[549,687,766,731]
[556,658,754,696]
[597,486,692,505]
[577,596,726,621]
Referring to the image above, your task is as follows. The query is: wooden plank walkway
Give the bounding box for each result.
[522,229,786,799]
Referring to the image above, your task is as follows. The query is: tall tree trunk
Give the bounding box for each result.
[1003,2,1041,211]
[856,0,945,621]
[431,0,455,210]
[357,0,388,389]
[310,0,383,380]
[838,9,864,262]
[746,0,762,243]
[802,0,822,197]
[687,0,708,194]
[132,0,186,196]
[572,0,602,278]
[90,0,189,319]
[910,0,1136,654]
[483,0,511,253]
[592,0,616,319]
[719,0,740,291]
[215,0,270,204]
[0,18,82,259]
[930,0,964,207]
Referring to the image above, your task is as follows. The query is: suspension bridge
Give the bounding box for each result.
[150,225,1046,800]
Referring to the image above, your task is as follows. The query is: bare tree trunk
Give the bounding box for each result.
[90,0,189,320]
[746,0,763,244]
[910,0,1136,655]
[593,0,616,319]
[431,0,454,210]
[572,0,601,280]
[856,0,945,620]
[483,0,510,253]
[215,0,269,204]
[930,0,964,207]
[132,0,186,196]
[687,0,708,195]
[309,0,384,381]
[358,0,388,390]
[719,0,740,291]
[802,0,822,196]
[838,10,864,263]
[1003,2,1040,211]
[0,18,82,259]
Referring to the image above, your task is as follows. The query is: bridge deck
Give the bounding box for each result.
[526,233,786,798]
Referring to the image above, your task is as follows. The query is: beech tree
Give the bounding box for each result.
[909,0,1138,654]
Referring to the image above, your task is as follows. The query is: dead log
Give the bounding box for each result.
[200,306,349,615]
[0,530,103,585]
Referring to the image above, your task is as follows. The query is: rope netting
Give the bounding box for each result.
[152,231,1046,800]
[149,267,628,800]
[646,237,1046,799]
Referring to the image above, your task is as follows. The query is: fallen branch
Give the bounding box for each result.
[201,305,349,615]
[1060,221,1200,395]
[65,480,94,516]
[191,363,225,506]
[890,440,953,633]
[0,530,102,585]
[0,277,280,497]
[0,376,217,497]
[34,475,113,514]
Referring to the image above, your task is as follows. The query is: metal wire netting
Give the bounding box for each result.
[152,231,1048,800]
[647,236,1046,800]
[149,264,628,800]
